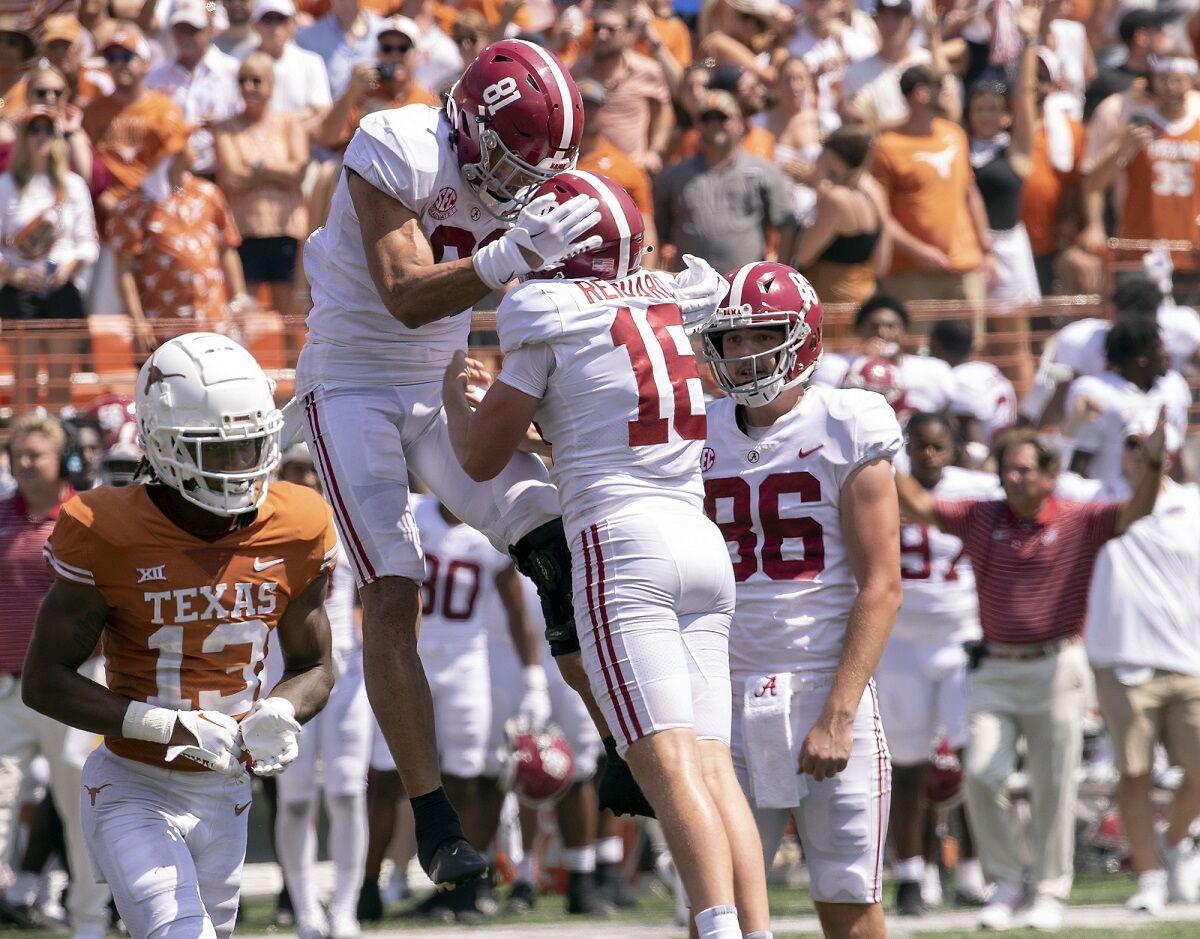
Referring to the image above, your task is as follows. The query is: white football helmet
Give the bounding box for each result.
[136,333,283,516]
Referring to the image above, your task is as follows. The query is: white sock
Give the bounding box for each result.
[745,932,774,939]
[956,857,986,894]
[326,791,367,921]
[562,846,595,873]
[594,835,623,865]
[895,855,925,883]
[694,904,740,939]
[517,852,537,884]
[276,798,322,929]
[923,863,943,905]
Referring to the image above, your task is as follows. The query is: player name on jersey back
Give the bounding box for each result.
[496,269,707,541]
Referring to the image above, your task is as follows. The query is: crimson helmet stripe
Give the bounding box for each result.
[728,262,767,308]
[515,39,575,152]
[561,169,632,279]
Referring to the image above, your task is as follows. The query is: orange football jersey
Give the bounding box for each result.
[44,481,337,770]
[1121,108,1200,269]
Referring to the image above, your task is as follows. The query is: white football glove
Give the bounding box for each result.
[671,254,729,334]
[517,666,552,732]
[238,697,301,777]
[473,193,603,290]
[165,710,247,781]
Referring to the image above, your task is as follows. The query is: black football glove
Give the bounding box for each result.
[597,736,656,818]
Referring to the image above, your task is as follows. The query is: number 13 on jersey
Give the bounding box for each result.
[609,302,707,446]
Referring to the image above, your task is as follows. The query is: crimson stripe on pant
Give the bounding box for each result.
[303,391,377,585]
[868,681,886,904]
[588,525,644,741]
[582,526,632,745]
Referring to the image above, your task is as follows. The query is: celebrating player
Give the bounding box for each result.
[700,263,902,939]
[297,37,631,882]
[22,333,337,939]
[441,171,770,939]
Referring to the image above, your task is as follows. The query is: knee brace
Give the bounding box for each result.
[509,518,579,656]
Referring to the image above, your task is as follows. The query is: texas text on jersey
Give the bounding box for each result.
[44,481,337,769]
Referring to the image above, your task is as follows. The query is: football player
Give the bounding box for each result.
[700,263,903,939]
[874,413,998,914]
[441,171,770,939]
[22,333,337,939]
[273,444,371,939]
[296,38,691,881]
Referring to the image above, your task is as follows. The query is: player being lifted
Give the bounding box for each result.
[23,333,337,939]
[700,263,902,939]
[440,171,770,939]
[298,38,716,880]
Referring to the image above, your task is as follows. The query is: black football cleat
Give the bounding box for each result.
[505,880,538,914]
[895,879,926,917]
[356,875,383,922]
[426,837,488,886]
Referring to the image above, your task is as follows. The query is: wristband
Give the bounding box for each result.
[522,665,548,691]
[122,701,177,744]
[473,235,528,291]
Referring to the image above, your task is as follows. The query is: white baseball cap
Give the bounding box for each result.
[376,14,421,46]
[252,0,296,22]
[168,0,209,29]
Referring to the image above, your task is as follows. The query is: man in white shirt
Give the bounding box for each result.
[252,0,333,123]
[840,0,931,129]
[1086,417,1200,914]
[146,0,241,175]
[296,0,384,99]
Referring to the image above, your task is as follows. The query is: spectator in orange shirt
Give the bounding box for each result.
[0,14,34,117]
[870,65,989,302]
[111,133,249,357]
[673,65,776,161]
[82,22,186,216]
[575,78,658,267]
[633,0,692,71]
[317,15,437,150]
[571,0,673,174]
[37,15,113,106]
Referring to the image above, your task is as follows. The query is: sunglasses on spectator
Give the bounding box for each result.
[104,47,136,64]
[26,121,58,137]
[238,74,265,86]
[378,40,412,54]
[699,110,731,123]
[31,86,65,100]
[258,12,288,24]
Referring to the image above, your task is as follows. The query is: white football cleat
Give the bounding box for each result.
[1165,838,1200,903]
[1126,870,1167,915]
[978,881,1022,931]
[1021,894,1064,932]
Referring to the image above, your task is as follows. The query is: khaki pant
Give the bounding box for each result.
[0,662,111,937]
[882,268,986,303]
[964,641,1090,900]
[1094,668,1200,777]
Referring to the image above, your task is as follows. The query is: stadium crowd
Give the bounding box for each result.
[2,0,1200,935]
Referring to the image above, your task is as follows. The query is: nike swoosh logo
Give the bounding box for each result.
[234,801,252,816]
[798,446,824,458]
[253,557,284,571]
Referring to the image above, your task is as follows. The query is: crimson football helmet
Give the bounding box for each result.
[81,392,137,449]
[448,39,583,217]
[701,262,823,407]
[527,170,644,280]
[502,721,574,806]
[841,357,914,420]
[924,737,963,807]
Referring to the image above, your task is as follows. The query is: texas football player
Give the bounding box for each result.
[441,171,770,939]
[22,333,336,939]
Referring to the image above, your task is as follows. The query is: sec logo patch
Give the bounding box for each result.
[429,186,458,220]
[700,447,716,472]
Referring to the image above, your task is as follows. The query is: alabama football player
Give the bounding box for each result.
[273,444,370,939]
[297,38,675,881]
[700,263,902,939]
[22,333,336,939]
[873,413,998,914]
[441,170,769,939]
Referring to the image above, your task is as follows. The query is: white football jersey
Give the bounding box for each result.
[950,360,1017,444]
[325,541,358,653]
[496,270,707,541]
[412,494,511,649]
[895,354,954,414]
[894,466,1000,643]
[702,386,903,681]
[303,105,510,385]
[1051,309,1200,377]
[1065,369,1191,500]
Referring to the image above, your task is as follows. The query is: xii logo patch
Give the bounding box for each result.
[137,565,167,583]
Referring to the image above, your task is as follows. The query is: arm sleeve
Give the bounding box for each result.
[43,507,98,588]
[497,343,555,399]
[342,108,439,213]
[64,175,100,267]
[931,498,978,541]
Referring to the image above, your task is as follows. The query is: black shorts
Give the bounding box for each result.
[238,236,298,285]
[0,282,86,320]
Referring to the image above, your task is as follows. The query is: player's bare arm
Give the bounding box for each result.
[799,458,901,782]
[348,170,496,330]
[443,350,542,482]
[268,571,336,723]
[894,468,939,525]
[24,580,211,751]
